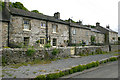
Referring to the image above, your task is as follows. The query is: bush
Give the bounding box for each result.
[44,43,51,48]
[26,48,35,56]
[59,71,64,77]
[2,56,7,66]
[69,69,73,74]
[46,73,59,80]
[35,75,46,80]
[109,57,117,61]
[52,48,59,55]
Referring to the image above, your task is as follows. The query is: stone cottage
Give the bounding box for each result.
[95,22,118,44]
[0,1,118,48]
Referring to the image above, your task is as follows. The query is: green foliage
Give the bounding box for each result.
[31,10,39,13]
[13,2,28,11]
[91,35,96,44]
[69,69,73,74]
[46,73,59,80]
[35,58,118,80]
[44,43,51,48]
[59,71,64,77]
[109,57,117,61]
[36,40,40,44]
[26,48,35,56]
[51,48,59,55]
[3,46,10,48]
[2,56,7,66]
[35,75,46,80]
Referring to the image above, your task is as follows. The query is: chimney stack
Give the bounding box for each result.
[77,20,82,25]
[106,25,110,29]
[4,0,9,8]
[54,12,60,19]
[96,22,100,26]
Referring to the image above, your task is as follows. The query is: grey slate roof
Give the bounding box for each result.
[9,7,69,25]
[90,28,102,33]
[99,26,118,33]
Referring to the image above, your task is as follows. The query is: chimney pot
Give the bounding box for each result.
[106,25,110,29]
[4,0,9,8]
[54,12,60,19]
[96,22,100,26]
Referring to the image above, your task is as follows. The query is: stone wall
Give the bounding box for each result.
[71,27,91,45]
[2,47,71,65]
[2,45,119,65]
[109,32,118,44]
[9,16,47,47]
[75,46,109,55]
[48,22,69,47]
[2,22,8,47]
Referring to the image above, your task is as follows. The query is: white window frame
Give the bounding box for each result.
[41,22,46,28]
[23,19,30,30]
[52,24,58,33]
[73,29,76,35]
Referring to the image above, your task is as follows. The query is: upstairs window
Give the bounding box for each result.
[24,20,30,30]
[41,22,46,28]
[73,29,76,35]
[52,24,58,33]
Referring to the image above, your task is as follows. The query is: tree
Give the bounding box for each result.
[31,10,43,14]
[12,2,28,11]
[31,10,39,13]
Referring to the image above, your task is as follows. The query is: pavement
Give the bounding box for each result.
[2,52,118,78]
[62,61,118,78]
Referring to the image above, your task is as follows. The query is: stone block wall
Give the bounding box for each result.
[75,46,109,55]
[48,22,69,47]
[2,47,71,65]
[2,22,8,47]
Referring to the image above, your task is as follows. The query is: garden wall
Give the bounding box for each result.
[2,45,119,65]
[2,47,71,65]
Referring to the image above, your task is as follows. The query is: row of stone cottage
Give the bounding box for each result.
[0,1,118,48]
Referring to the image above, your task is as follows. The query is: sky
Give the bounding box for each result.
[8,0,120,34]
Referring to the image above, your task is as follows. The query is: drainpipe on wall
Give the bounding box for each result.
[68,18,72,46]
[46,21,48,43]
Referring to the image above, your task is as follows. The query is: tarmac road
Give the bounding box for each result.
[71,61,118,78]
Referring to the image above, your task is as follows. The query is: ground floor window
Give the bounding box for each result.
[24,37,29,46]
[53,38,57,46]
[40,38,45,44]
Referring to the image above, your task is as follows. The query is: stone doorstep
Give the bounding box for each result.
[37,56,119,78]
[71,56,81,58]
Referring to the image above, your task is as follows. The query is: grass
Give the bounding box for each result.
[33,72,37,74]
[38,70,46,72]
[7,56,70,69]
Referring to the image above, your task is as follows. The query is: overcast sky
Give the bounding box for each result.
[9,0,119,34]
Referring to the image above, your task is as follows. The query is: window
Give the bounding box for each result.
[24,37,29,46]
[52,24,58,33]
[73,29,76,35]
[40,38,45,44]
[41,22,46,28]
[53,38,57,46]
[73,40,76,43]
[40,37,45,44]
[24,20,30,30]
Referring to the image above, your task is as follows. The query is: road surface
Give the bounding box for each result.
[71,61,118,78]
